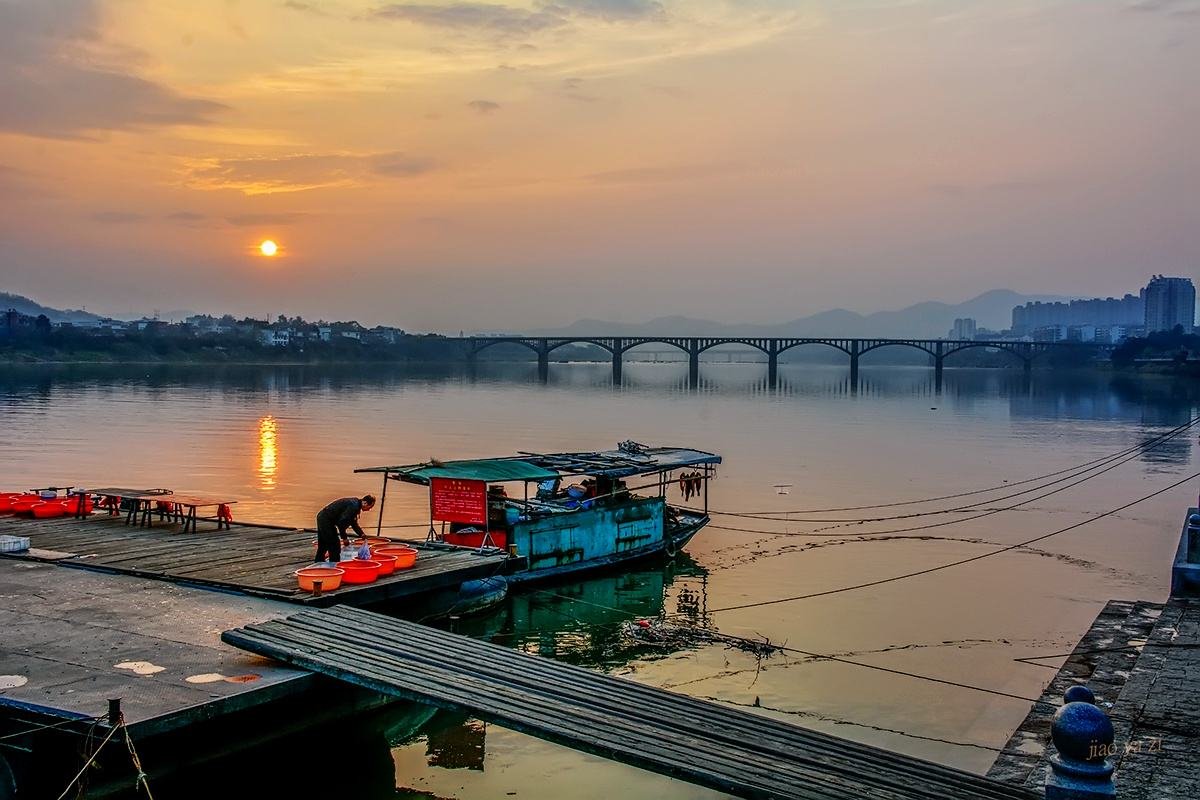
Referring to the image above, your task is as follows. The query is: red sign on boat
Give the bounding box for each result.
[430,478,487,525]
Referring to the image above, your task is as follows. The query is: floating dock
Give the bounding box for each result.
[0,513,506,607]
[224,606,1039,800]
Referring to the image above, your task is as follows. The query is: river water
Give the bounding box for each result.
[2,362,1197,798]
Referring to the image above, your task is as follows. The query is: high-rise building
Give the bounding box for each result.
[1011,293,1144,335]
[1143,276,1196,333]
[948,318,977,340]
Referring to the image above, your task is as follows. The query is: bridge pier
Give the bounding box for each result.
[612,338,623,384]
[767,344,779,388]
[849,341,860,393]
[537,346,549,382]
[688,339,700,386]
[934,341,944,393]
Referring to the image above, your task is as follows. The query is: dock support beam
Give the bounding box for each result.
[612,338,623,384]
[688,339,700,387]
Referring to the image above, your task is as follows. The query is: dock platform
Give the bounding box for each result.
[224,606,1039,800]
[988,597,1200,799]
[0,513,507,607]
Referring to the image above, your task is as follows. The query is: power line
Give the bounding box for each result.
[696,468,1200,614]
[683,417,1200,518]
[705,429,1189,539]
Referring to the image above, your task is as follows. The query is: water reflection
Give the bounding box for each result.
[258,415,278,490]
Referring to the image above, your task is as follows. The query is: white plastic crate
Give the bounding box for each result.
[0,535,30,553]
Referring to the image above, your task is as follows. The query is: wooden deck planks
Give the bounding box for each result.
[223,606,1040,800]
[0,514,506,607]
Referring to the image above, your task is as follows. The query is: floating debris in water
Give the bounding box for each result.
[620,619,780,657]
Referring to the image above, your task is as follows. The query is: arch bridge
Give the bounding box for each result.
[463,336,1110,387]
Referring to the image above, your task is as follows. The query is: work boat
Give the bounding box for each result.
[355,442,720,587]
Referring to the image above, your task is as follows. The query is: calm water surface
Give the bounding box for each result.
[3,362,1197,798]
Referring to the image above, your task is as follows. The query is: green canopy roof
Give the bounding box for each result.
[357,459,560,484]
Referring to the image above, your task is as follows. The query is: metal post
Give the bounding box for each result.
[107,698,122,727]
[375,473,389,537]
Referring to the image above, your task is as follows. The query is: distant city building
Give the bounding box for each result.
[948,318,977,340]
[1031,325,1068,343]
[1012,293,1144,335]
[1143,275,1196,333]
[260,328,291,347]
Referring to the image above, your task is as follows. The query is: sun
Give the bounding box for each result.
[259,239,278,257]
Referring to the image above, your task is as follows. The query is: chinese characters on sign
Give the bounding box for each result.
[430,478,487,525]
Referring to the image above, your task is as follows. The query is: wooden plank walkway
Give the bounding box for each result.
[0,513,506,606]
[223,607,1040,800]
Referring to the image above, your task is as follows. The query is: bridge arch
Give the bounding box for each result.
[941,342,1030,365]
[858,341,937,359]
[776,340,853,358]
[545,338,615,355]
[619,338,692,357]
[695,339,771,356]
[468,338,542,357]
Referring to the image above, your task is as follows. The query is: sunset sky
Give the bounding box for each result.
[1,0,1197,330]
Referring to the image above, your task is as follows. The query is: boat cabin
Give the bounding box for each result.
[356,443,720,581]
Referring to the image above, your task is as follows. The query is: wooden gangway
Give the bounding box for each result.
[223,607,1040,800]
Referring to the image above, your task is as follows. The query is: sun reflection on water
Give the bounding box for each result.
[258,415,278,490]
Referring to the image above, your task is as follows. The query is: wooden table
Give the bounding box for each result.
[87,488,173,522]
[160,495,237,533]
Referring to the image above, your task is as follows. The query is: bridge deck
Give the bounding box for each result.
[223,606,1039,800]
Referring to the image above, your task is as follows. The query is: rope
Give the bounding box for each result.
[683,416,1200,517]
[0,715,101,742]
[696,468,1200,614]
[121,719,154,799]
[56,722,120,800]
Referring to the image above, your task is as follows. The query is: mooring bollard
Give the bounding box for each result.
[107,698,122,727]
[1045,685,1116,799]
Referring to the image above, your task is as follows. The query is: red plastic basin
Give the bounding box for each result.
[31,501,68,519]
[373,545,418,569]
[370,552,398,576]
[336,560,381,584]
[294,566,344,592]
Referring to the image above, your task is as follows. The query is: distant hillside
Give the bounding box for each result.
[1,292,102,324]
[522,290,1073,339]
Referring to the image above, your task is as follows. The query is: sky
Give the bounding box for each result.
[0,0,1197,330]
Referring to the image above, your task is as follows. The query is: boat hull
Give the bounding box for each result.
[505,514,708,587]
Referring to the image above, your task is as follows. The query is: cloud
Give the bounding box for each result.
[468,99,502,114]
[1125,0,1200,13]
[166,211,207,222]
[0,1,223,139]
[282,1,328,14]
[369,0,665,36]
[370,3,565,35]
[91,211,146,223]
[185,150,438,194]
[552,0,665,22]
[225,213,310,227]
